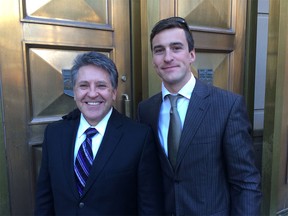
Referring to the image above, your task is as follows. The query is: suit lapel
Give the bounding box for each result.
[148,94,175,172]
[149,94,162,139]
[83,109,123,195]
[176,80,211,169]
[61,118,80,199]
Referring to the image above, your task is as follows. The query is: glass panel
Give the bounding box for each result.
[191,52,230,90]
[25,0,108,24]
[177,0,232,29]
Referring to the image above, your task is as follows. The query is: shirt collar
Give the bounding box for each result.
[161,73,196,100]
[77,108,113,138]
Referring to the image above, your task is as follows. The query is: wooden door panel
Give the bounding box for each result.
[177,0,243,93]
[26,48,112,121]
[177,0,232,29]
[0,0,131,214]
[23,0,108,25]
[23,24,113,46]
[141,0,246,95]
[191,53,230,89]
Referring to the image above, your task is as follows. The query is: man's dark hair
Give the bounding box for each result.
[150,16,194,52]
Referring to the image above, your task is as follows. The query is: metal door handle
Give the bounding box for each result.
[122,94,131,118]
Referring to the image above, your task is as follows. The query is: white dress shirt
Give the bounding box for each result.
[158,73,196,155]
[74,108,112,162]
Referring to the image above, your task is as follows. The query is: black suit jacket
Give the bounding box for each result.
[138,79,262,215]
[35,108,164,215]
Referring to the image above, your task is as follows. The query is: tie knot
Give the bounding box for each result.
[85,128,98,138]
[168,94,181,107]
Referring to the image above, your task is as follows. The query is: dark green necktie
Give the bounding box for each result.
[167,94,182,169]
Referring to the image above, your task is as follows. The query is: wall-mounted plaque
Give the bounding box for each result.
[198,69,214,85]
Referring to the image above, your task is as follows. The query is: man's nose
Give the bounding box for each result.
[164,50,173,62]
[87,88,99,97]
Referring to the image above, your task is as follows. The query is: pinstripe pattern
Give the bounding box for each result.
[137,79,262,215]
[74,128,97,196]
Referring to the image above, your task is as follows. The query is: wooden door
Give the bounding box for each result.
[0,0,131,214]
[138,0,247,98]
[262,0,288,214]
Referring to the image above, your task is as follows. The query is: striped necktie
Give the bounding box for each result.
[74,127,97,196]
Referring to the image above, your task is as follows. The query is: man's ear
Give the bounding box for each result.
[189,49,196,63]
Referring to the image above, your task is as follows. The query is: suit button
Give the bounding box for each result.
[79,202,84,208]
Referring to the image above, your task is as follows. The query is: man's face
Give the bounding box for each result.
[73,65,117,126]
[152,28,195,93]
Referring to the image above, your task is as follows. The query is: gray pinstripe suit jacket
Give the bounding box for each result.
[138,79,262,216]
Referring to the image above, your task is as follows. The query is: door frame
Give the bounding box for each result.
[262,0,288,214]
[0,0,131,214]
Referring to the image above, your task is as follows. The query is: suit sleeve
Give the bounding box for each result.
[223,96,262,215]
[137,127,164,215]
[34,125,55,216]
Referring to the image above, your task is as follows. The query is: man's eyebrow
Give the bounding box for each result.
[170,42,184,46]
[78,80,88,84]
[153,42,184,49]
[153,45,164,50]
[96,80,108,85]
